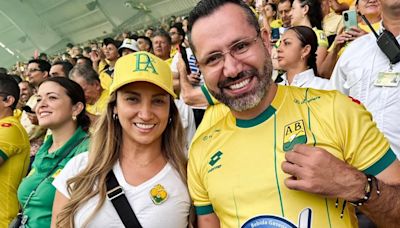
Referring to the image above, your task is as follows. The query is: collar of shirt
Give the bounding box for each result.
[281,69,315,87]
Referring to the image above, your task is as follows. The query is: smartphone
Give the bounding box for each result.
[342,10,358,31]
[271,28,280,40]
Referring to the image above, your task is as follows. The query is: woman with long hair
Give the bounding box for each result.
[289,0,328,74]
[52,52,190,227]
[277,26,332,89]
[17,77,90,227]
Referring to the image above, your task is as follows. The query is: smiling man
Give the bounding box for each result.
[187,0,400,227]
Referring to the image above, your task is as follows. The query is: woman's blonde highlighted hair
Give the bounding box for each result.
[56,92,188,227]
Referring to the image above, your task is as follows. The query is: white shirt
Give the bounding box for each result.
[331,29,400,158]
[279,69,333,90]
[174,99,196,153]
[53,152,190,228]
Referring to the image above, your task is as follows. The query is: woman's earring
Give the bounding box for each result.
[113,113,118,120]
[72,115,77,121]
[168,117,172,124]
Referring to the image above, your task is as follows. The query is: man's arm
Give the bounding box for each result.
[198,213,221,228]
[282,144,400,227]
[177,55,209,107]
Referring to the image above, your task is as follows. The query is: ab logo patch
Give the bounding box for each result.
[283,120,307,152]
[150,184,168,205]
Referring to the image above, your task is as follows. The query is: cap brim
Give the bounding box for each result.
[110,77,177,99]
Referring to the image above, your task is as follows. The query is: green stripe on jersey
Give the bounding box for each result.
[201,85,214,105]
[195,205,214,215]
[0,149,8,161]
[363,148,396,176]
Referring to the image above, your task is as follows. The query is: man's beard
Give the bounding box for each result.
[208,58,273,112]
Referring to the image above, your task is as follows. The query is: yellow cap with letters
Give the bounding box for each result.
[110,51,177,98]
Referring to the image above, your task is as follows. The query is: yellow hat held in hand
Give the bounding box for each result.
[110,51,177,98]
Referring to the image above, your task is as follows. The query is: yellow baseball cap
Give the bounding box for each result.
[110,51,177,98]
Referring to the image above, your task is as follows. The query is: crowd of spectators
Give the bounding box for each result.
[0,0,399,227]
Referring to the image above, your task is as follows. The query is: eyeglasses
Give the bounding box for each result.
[198,35,259,70]
[169,32,178,36]
[27,68,41,73]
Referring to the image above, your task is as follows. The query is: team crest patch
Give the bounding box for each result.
[283,120,307,152]
[1,123,12,127]
[150,184,168,205]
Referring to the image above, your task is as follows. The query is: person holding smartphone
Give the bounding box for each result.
[319,0,381,78]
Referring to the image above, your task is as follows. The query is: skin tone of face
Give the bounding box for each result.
[114,81,170,148]
[152,36,171,60]
[49,64,66,77]
[19,82,33,103]
[137,38,151,52]
[36,81,80,131]
[278,1,292,27]
[277,30,310,82]
[27,63,47,87]
[104,44,119,61]
[70,76,101,105]
[191,3,275,119]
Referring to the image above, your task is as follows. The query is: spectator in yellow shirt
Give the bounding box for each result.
[69,65,109,123]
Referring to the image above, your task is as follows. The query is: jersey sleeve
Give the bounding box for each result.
[52,152,89,198]
[333,93,396,175]
[0,123,22,160]
[188,143,214,215]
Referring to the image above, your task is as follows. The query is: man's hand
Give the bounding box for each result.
[282,144,366,201]
[187,73,201,86]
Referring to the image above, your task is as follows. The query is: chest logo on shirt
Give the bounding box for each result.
[150,184,168,205]
[0,122,12,127]
[283,120,307,152]
[208,150,223,173]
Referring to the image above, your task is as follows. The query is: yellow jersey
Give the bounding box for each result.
[86,89,109,116]
[188,85,395,228]
[0,116,30,226]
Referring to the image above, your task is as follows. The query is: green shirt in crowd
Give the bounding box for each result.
[17,127,89,228]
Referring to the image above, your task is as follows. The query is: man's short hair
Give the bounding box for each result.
[170,22,186,38]
[279,0,292,5]
[28,59,51,72]
[152,29,172,45]
[0,73,20,110]
[187,0,260,53]
[52,61,74,77]
[77,56,93,67]
[69,65,100,85]
[137,36,153,50]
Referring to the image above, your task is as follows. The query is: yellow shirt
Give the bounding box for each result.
[191,85,230,145]
[86,89,109,116]
[270,19,283,29]
[188,85,395,228]
[0,116,30,226]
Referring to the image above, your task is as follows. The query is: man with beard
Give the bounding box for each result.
[187,0,400,227]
